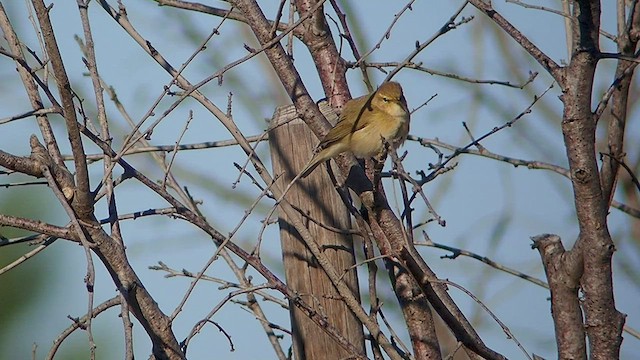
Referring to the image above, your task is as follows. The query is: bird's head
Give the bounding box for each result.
[372,82,409,118]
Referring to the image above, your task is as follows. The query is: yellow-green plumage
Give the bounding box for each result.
[300,82,410,178]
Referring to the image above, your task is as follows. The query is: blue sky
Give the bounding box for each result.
[0,1,638,359]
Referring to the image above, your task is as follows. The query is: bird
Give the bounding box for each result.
[300,81,410,178]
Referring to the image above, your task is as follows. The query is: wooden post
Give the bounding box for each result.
[269,104,365,359]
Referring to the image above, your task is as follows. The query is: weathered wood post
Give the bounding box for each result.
[269,104,365,359]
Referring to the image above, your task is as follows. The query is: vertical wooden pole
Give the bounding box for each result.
[269,104,365,359]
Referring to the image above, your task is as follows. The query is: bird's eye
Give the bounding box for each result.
[382,97,389,102]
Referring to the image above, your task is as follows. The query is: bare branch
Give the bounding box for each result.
[467,0,564,85]
[47,297,120,360]
[385,1,470,81]
[360,61,538,89]
[154,0,296,34]
[0,3,64,164]
[531,234,585,360]
[31,0,93,217]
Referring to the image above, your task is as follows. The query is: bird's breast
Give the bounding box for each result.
[349,114,408,157]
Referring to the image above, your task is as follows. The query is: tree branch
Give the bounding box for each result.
[467,0,565,85]
[531,234,586,360]
[0,3,64,165]
[560,2,625,359]
[31,0,92,217]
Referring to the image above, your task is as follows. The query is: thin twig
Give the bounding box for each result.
[385,1,470,81]
[505,0,616,41]
[413,136,640,218]
[390,149,445,226]
[420,82,555,185]
[163,110,193,188]
[42,166,97,358]
[181,284,274,354]
[0,107,60,125]
[467,0,564,84]
[0,237,56,275]
[354,0,417,68]
[46,297,120,360]
[419,232,549,289]
[328,0,372,90]
[436,279,533,360]
[601,153,640,193]
[359,61,538,89]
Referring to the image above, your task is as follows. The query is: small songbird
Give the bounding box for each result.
[300,81,410,178]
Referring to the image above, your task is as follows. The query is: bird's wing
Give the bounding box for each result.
[318,96,373,148]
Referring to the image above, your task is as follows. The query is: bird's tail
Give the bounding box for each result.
[300,155,324,178]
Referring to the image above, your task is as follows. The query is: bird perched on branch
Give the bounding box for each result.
[300,81,410,178]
